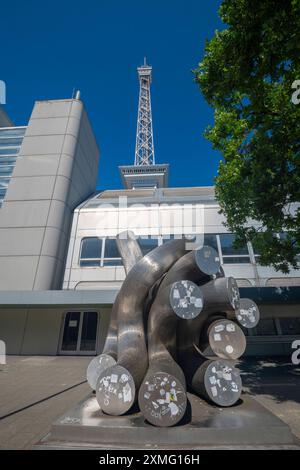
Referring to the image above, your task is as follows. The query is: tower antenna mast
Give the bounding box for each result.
[134,58,155,166]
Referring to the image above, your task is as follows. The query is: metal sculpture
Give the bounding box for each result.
[138,248,220,426]
[96,238,188,415]
[90,234,261,426]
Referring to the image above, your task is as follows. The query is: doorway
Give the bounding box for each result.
[60,311,99,355]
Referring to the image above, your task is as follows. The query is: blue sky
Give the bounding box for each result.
[1,0,223,189]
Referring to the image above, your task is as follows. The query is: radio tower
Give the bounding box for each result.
[119,59,169,189]
[134,58,155,166]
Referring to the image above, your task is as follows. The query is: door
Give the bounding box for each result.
[60,311,99,355]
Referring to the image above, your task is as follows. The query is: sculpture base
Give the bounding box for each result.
[36,393,299,449]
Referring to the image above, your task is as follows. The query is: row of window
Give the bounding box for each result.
[0,127,26,208]
[80,236,161,266]
[79,233,256,267]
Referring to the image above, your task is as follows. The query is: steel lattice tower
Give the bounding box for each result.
[119,60,169,189]
[134,58,155,166]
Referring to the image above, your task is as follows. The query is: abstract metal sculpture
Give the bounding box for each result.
[88,234,261,426]
[96,238,188,415]
[138,248,219,426]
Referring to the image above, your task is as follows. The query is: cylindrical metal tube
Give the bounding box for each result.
[207,319,246,360]
[116,230,143,274]
[87,231,142,391]
[201,277,240,312]
[192,358,242,407]
[234,298,260,329]
[178,277,240,387]
[96,238,189,415]
[198,313,227,352]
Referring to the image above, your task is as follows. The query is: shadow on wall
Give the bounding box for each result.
[238,357,300,405]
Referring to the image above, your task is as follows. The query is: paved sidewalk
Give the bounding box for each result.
[238,358,300,443]
[0,356,299,449]
[0,356,91,449]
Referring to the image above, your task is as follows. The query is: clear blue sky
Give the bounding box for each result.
[1,0,223,190]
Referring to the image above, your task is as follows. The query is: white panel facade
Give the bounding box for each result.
[63,188,300,291]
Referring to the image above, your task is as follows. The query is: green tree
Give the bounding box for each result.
[195,0,300,273]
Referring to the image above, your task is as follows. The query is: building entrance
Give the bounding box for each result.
[60,311,99,355]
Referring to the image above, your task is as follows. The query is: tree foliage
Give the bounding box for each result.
[195,0,300,273]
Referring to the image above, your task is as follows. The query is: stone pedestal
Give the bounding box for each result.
[36,393,299,449]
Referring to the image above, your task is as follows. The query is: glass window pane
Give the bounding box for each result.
[0,157,17,164]
[80,259,101,267]
[138,237,158,255]
[204,234,218,251]
[255,319,278,336]
[0,129,22,209]
[223,256,251,264]
[0,178,10,189]
[104,238,120,258]
[0,147,20,155]
[279,318,300,335]
[0,127,26,137]
[80,312,98,351]
[219,233,249,255]
[103,259,123,266]
[0,138,23,146]
[0,165,14,176]
[61,312,80,351]
[80,237,102,260]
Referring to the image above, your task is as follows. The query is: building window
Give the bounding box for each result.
[204,234,219,252]
[279,318,300,336]
[219,233,251,264]
[103,238,122,266]
[0,127,26,208]
[80,237,102,266]
[61,312,81,351]
[80,237,123,267]
[61,311,99,353]
[138,237,159,255]
[80,312,98,351]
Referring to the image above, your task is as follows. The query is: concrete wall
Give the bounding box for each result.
[0,99,99,291]
[0,306,111,355]
[0,308,61,355]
